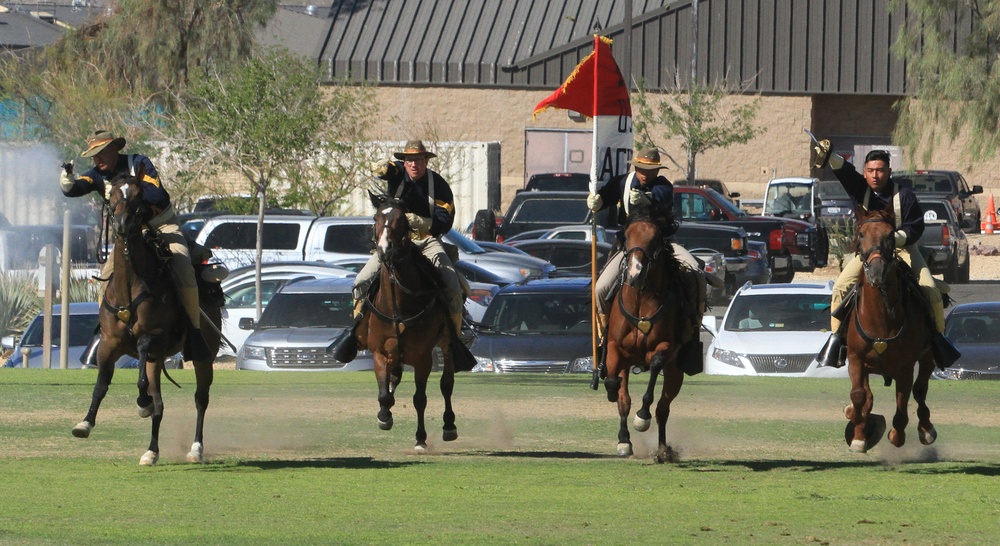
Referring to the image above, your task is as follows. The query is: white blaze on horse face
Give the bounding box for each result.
[377,224,390,252]
[628,253,644,280]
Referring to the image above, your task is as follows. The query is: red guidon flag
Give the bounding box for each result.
[532,35,633,193]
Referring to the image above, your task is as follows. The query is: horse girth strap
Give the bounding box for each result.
[102,291,152,326]
[616,288,668,335]
[363,292,437,333]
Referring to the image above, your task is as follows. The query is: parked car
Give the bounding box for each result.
[470,278,593,373]
[508,239,613,276]
[523,172,590,192]
[760,177,831,269]
[937,302,1000,380]
[816,180,855,228]
[478,191,614,243]
[235,277,374,371]
[2,303,163,369]
[674,222,753,296]
[675,178,741,206]
[916,197,970,283]
[504,224,616,245]
[686,247,728,304]
[893,170,984,233]
[701,282,846,377]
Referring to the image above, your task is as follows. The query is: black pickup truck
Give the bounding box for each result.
[893,170,983,234]
[916,196,971,283]
[674,222,751,295]
[673,186,827,283]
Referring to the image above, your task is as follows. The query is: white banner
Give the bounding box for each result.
[591,114,633,193]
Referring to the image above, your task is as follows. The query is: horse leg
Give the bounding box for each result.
[136,358,154,418]
[72,338,121,438]
[615,370,633,457]
[888,370,914,448]
[374,352,395,431]
[634,351,667,433]
[439,347,457,441]
[654,364,684,464]
[187,357,214,463]
[389,364,403,395]
[847,367,874,453]
[411,361,431,451]
[914,354,937,445]
[137,339,163,466]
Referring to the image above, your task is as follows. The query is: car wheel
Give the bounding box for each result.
[957,254,971,284]
[944,254,959,283]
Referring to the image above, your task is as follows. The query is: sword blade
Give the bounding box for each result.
[803,127,822,145]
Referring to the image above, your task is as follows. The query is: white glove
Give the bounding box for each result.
[894,230,907,248]
[406,213,433,232]
[59,168,74,192]
[629,188,653,207]
[371,158,392,178]
[103,182,114,201]
[586,193,602,212]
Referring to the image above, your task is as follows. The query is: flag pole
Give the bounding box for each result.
[590,35,600,389]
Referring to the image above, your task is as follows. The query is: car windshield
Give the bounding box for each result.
[818,181,850,199]
[481,292,591,334]
[257,293,354,328]
[724,293,831,332]
[765,184,812,215]
[509,198,591,224]
[893,174,952,193]
[20,312,100,346]
[945,314,1000,344]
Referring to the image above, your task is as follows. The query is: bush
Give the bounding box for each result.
[0,273,41,338]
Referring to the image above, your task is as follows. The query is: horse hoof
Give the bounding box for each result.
[919,425,937,446]
[848,439,868,453]
[616,442,633,457]
[139,450,159,466]
[655,446,678,464]
[414,443,427,452]
[137,403,154,418]
[71,421,92,438]
[889,429,905,448]
[186,442,204,463]
[377,417,393,431]
[633,416,651,432]
[442,428,458,442]
[844,404,854,420]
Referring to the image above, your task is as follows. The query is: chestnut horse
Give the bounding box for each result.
[357,192,461,450]
[844,207,937,453]
[71,168,222,465]
[603,217,696,463]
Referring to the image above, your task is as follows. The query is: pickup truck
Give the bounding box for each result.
[892,170,983,233]
[673,186,825,283]
[673,222,752,296]
[761,177,831,267]
[476,191,615,243]
[916,197,970,283]
[194,215,555,284]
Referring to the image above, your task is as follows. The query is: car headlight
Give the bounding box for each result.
[711,347,745,368]
[570,356,593,373]
[241,345,267,361]
[472,356,495,373]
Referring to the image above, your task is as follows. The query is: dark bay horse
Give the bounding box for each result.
[603,217,696,463]
[356,192,460,450]
[71,168,222,465]
[844,207,937,453]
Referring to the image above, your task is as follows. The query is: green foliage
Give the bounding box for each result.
[633,78,763,183]
[825,221,856,272]
[0,273,41,337]
[892,0,1000,165]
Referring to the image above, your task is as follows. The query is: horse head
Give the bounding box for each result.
[854,207,897,288]
[622,216,669,289]
[369,189,412,263]
[107,169,150,241]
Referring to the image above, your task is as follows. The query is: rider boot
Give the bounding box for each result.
[928,297,961,369]
[817,332,846,369]
[80,332,101,368]
[180,286,213,362]
[590,312,609,391]
[329,298,364,363]
[449,310,477,372]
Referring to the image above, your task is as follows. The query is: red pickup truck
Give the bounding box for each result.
[673,186,827,283]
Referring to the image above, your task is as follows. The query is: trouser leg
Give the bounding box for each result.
[417,237,465,331]
[831,254,862,333]
[595,250,624,315]
[900,246,944,333]
[353,253,381,301]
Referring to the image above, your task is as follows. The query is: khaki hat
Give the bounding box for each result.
[393,139,437,160]
[630,147,667,170]
[80,130,126,158]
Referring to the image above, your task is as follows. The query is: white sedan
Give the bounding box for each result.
[701,281,848,378]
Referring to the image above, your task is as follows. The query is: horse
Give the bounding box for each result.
[603,215,697,463]
[70,167,222,465]
[357,192,461,450]
[843,207,937,453]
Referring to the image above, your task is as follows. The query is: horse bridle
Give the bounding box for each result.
[616,220,670,336]
[852,214,907,363]
[101,178,153,329]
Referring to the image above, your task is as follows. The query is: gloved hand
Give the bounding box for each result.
[629,188,653,207]
[586,193,602,212]
[371,158,392,178]
[103,182,114,202]
[406,213,433,233]
[813,139,845,170]
[894,230,907,248]
[59,165,74,192]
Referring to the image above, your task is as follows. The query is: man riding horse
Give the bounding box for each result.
[337,139,468,359]
[587,146,708,372]
[812,144,960,369]
[60,130,216,364]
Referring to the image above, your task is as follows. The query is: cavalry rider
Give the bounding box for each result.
[352,139,467,339]
[60,130,213,363]
[587,146,709,356]
[813,144,959,369]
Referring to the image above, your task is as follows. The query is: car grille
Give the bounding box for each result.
[494,359,569,373]
[268,347,347,369]
[747,354,814,374]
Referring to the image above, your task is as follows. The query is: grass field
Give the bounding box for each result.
[1,369,998,544]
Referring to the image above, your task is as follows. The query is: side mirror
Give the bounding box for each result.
[238,317,256,330]
[730,192,741,199]
[1,335,15,350]
[701,315,718,337]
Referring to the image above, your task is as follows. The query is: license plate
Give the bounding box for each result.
[826,207,841,214]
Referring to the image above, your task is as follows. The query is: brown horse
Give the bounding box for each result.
[71,168,222,465]
[603,217,696,463]
[844,207,937,453]
[356,192,461,450]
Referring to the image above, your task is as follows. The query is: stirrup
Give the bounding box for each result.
[930,333,961,370]
[817,333,846,368]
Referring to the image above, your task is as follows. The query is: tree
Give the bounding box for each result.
[171,47,374,317]
[632,77,763,184]
[892,1,1000,165]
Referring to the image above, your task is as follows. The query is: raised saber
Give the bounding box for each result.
[803,127,822,145]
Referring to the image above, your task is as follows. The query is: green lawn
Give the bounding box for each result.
[1,370,998,544]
